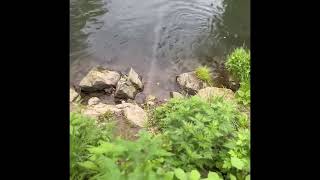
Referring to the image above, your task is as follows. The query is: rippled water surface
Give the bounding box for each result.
[70,0,250,98]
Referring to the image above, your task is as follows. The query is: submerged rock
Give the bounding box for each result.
[134,92,146,104]
[176,71,206,95]
[197,87,235,102]
[79,67,121,92]
[128,68,143,90]
[114,76,138,100]
[170,91,184,99]
[70,88,80,102]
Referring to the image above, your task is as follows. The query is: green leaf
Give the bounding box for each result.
[164,172,174,180]
[91,157,121,180]
[174,168,187,180]
[189,170,201,180]
[78,161,98,171]
[231,157,244,170]
[245,175,250,180]
[230,174,236,180]
[207,172,220,180]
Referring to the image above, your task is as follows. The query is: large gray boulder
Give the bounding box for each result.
[116,103,147,127]
[128,68,143,90]
[197,87,235,102]
[176,72,206,95]
[87,97,101,106]
[114,76,138,100]
[170,91,184,99]
[79,67,121,92]
[83,103,122,119]
[70,88,80,102]
[114,68,144,100]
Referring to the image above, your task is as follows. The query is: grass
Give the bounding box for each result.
[225,47,250,82]
[225,47,250,107]
[195,66,213,85]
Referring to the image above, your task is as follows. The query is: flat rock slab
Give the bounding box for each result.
[79,67,121,92]
[170,91,184,99]
[83,103,122,119]
[116,103,147,127]
[197,87,235,102]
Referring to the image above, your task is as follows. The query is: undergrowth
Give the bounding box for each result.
[153,96,250,179]
[225,48,250,83]
[225,47,250,107]
[70,112,114,179]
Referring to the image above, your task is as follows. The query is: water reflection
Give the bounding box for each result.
[70,0,107,61]
[192,0,250,88]
[196,0,250,58]
[69,0,250,97]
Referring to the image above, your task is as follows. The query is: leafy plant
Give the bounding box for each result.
[154,96,239,172]
[235,81,250,106]
[195,66,213,85]
[172,168,223,180]
[218,129,250,180]
[225,47,250,82]
[78,130,174,180]
[225,47,250,107]
[70,112,114,180]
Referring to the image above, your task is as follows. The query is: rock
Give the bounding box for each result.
[88,97,100,106]
[79,67,121,92]
[197,87,235,102]
[147,101,155,106]
[70,88,80,102]
[104,87,115,94]
[145,95,156,106]
[114,76,138,100]
[146,95,156,102]
[170,91,184,99]
[176,72,205,95]
[128,68,143,90]
[228,76,240,91]
[83,103,122,119]
[135,92,146,104]
[116,103,147,127]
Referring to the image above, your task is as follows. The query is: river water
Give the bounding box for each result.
[70,0,250,99]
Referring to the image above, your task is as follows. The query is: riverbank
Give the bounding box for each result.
[70,47,250,179]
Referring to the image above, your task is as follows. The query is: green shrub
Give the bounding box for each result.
[70,112,114,180]
[218,129,250,180]
[235,81,250,106]
[70,95,250,179]
[225,47,250,82]
[195,66,213,85]
[154,96,239,171]
[78,130,174,180]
